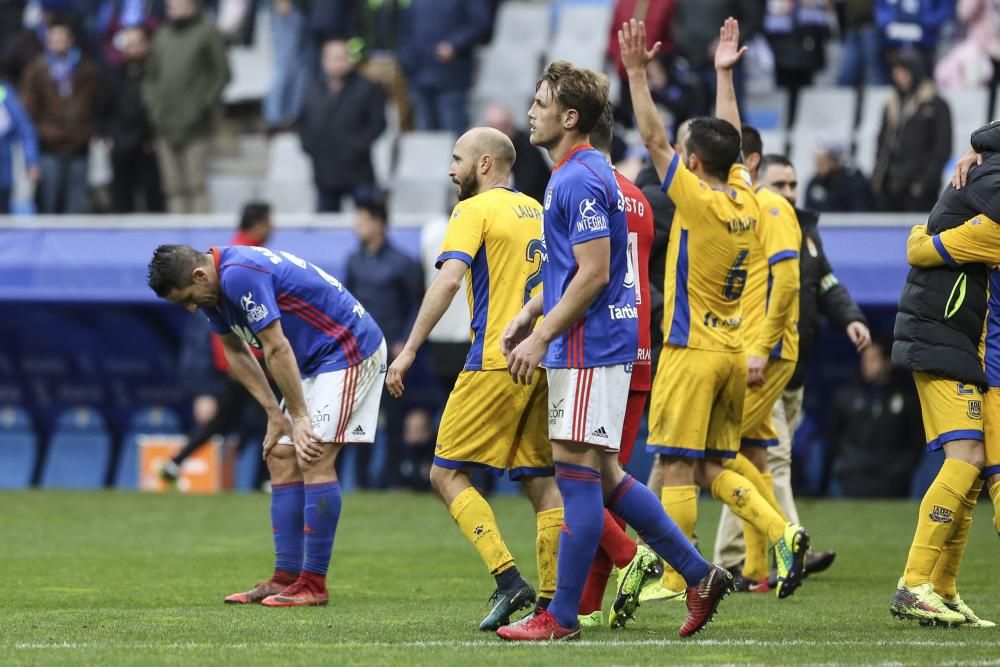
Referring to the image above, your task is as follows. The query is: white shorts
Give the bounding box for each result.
[279,340,387,445]
[546,364,632,450]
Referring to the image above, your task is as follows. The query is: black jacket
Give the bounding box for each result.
[635,162,675,353]
[99,60,154,154]
[892,122,1000,387]
[791,208,868,389]
[298,72,386,190]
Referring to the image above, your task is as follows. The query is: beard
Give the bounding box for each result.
[455,170,479,201]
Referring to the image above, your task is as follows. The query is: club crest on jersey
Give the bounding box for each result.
[241,291,269,323]
[968,399,983,420]
[576,198,608,233]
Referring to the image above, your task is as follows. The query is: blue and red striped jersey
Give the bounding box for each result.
[202,246,384,377]
[540,145,637,369]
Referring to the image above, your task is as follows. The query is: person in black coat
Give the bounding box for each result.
[804,141,874,212]
[298,38,387,212]
[99,26,164,212]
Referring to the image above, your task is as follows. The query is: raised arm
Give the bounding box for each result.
[714,17,747,137]
[619,19,675,181]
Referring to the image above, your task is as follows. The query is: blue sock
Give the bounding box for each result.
[270,481,305,575]
[302,481,342,576]
[608,474,711,586]
[548,463,604,629]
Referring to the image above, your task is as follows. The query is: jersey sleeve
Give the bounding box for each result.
[759,196,801,265]
[908,215,1000,268]
[220,265,281,334]
[202,308,228,335]
[565,169,614,245]
[660,153,715,222]
[437,201,485,267]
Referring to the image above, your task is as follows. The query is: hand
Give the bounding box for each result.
[747,355,767,388]
[714,17,747,71]
[618,19,662,76]
[261,413,291,460]
[507,333,547,385]
[385,348,415,398]
[27,165,40,183]
[435,41,455,62]
[846,321,871,352]
[501,308,538,358]
[952,148,983,190]
[291,415,324,463]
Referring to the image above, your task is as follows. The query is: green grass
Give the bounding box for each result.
[1,491,998,666]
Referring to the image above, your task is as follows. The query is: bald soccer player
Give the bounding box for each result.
[386,127,563,632]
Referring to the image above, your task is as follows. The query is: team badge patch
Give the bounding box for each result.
[929,505,954,524]
[968,400,983,419]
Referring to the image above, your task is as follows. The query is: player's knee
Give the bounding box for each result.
[520,475,560,511]
[266,445,301,483]
[429,464,459,495]
[945,439,985,470]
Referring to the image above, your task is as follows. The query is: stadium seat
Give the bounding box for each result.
[224,12,273,103]
[790,87,857,202]
[388,180,453,218]
[492,2,551,56]
[40,407,111,490]
[0,405,37,489]
[940,87,990,160]
[372,130,397,189]
[266,133,313,183]
[854,86,892,176]
[208,175,258,215]
[395,132,456,181]
[258,179,316,215]
[115,406,183,489]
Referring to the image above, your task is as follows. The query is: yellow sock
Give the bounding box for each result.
[931,478,982,599]
[761,472,788,521]
[659,485,698,591]
[535,508,562,600]
[449,487,514,576]
[724,455,786,518]
[989,482,1000,536]
[710,469,786,543]
[902,459,980,588]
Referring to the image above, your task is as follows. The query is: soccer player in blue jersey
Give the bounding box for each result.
[147,244,386,607]
[496,59,732,642]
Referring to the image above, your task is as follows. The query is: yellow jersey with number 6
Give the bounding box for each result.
[659,154,759,352]
[437,187,544,371]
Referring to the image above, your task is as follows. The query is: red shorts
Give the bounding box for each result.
[619,390,649,465]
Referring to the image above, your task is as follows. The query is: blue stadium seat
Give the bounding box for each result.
[40,407,111,489]
[115,406,183,489]
[0,405,37,488]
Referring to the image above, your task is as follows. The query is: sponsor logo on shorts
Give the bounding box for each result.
[929,505,954,524]
[240,291,269,324]
[607,303,638,320]
[352,425,366,437]
[968,400,983,420]
[576,198,608,233]
[311,404,331,430]
[549,399,565,424]
[591,426,608,439]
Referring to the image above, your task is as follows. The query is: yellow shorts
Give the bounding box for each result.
[741,357,796,447]
[981,389,1000,476]
[913,371,984,452]
[435,369,553,479]
[647,346,746,460]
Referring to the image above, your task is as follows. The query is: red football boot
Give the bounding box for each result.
[224,570,297,604]
[679,565,734,637]
[261,572,329,607]
[496,609,580,642]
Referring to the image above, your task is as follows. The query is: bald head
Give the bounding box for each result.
[449,127,517,201]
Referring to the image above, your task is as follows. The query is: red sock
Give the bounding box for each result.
[579,547,614,615]
[600,510,637,568]
[299,570,327,592]
[272,568,298,585]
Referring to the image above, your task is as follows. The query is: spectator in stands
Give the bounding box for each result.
[875,0,955,71]
[354,0,413,131]
[99,26,164,213]
[398,0,491,137]
[828,338,924,497]
[298,38,386,212]
[0,76,39,214]
[670,0,761,117]
[143,0,230,214]
[95,0,164,69]
[838,0,889,86]
[482,102,550,204]
[607,0,675,126]
[20,19,100,214]
[871,51,952,212]
[935,0,1000,93]
[764,0,833,125]
[345,200,423,487]
[805,141,874,212]
[264,0,308,133]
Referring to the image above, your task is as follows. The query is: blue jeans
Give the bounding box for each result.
[38,153,88,214]
[409,86,468,136]
[264,6,309,127]
[316,182,378,212]
[837,26,889,87]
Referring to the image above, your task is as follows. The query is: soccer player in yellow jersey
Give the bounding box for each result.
[623,17,810,600]
[713,125,802,592]
[385,127,563,631]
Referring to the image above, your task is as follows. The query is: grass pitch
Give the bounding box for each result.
[2,490,998,666]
